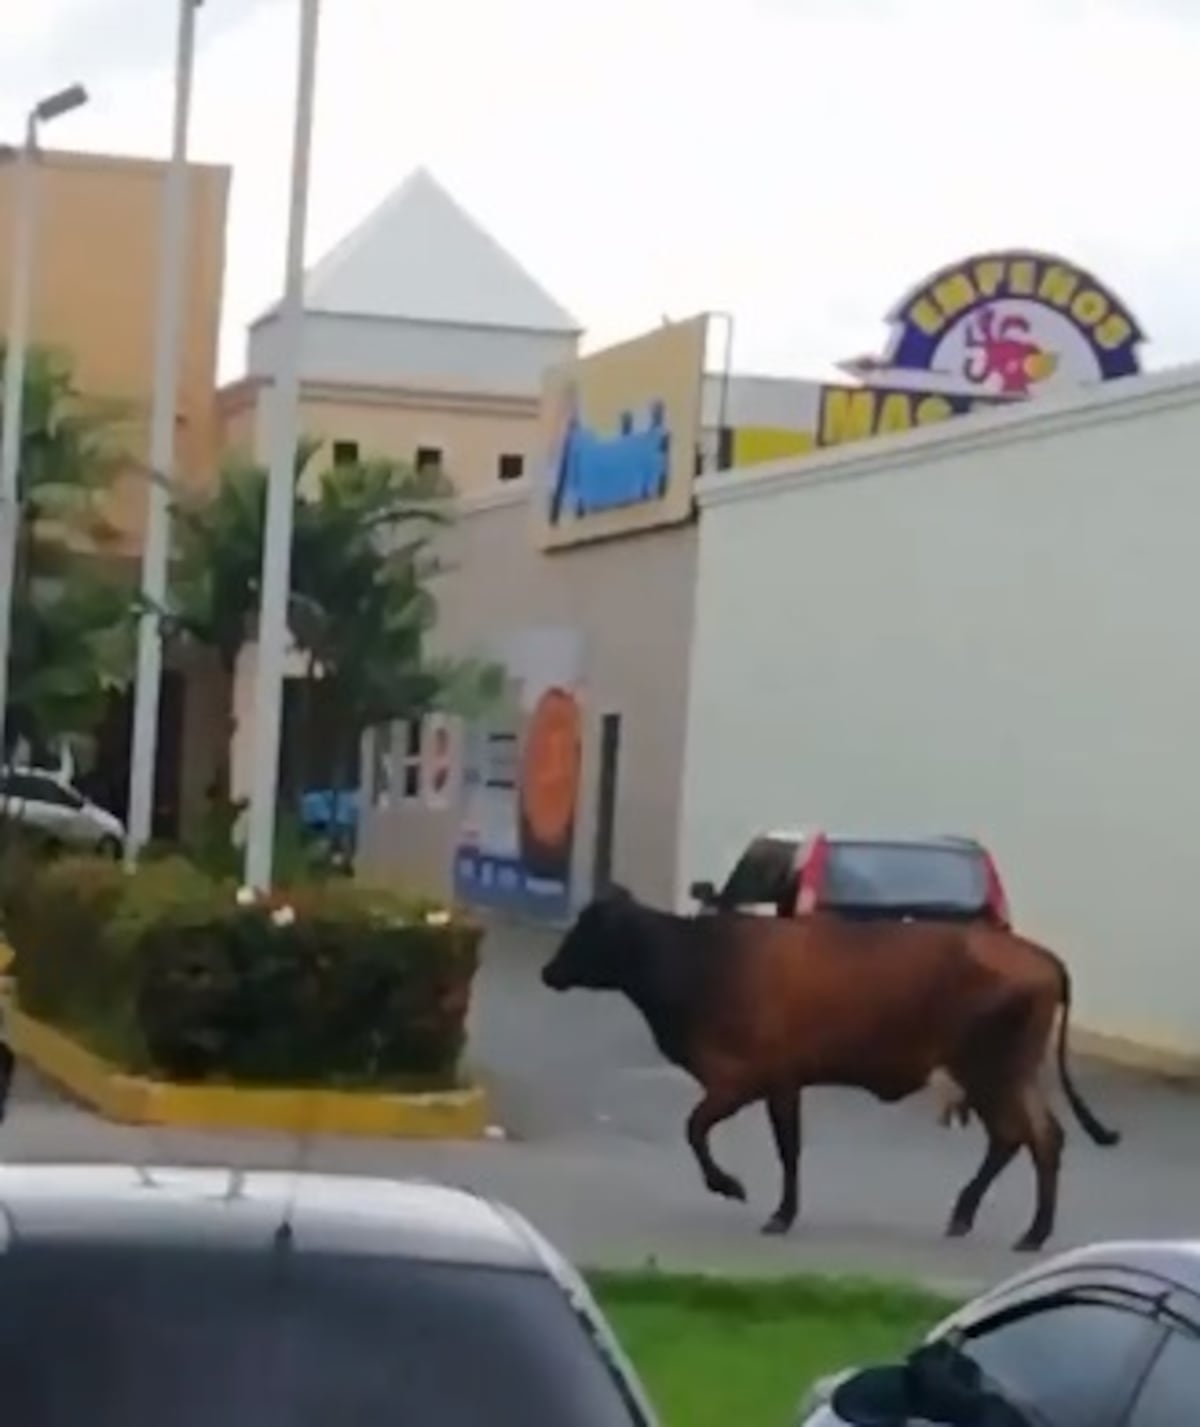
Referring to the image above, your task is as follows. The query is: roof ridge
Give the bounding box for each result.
[253,166,579,335]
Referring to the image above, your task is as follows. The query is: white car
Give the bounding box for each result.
[0,767,125,856]
[0,1164,660,1427]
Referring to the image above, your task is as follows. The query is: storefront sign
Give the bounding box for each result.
[538,316,708,550]
[817,384,995,447]
[453,626,584,923]
[549,401,670,521]
[846,250,1145,400]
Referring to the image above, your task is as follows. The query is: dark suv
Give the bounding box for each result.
[690,829,1012,927]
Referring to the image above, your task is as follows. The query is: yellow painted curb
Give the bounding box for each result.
[9,1008,491,1139]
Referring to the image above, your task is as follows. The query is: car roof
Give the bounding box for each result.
[969,1239,1200,1307]
[759,830,986,852]
[0,1164,546,1271]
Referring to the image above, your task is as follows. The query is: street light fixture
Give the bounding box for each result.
[126,0,203,862]
[0,81,90,766]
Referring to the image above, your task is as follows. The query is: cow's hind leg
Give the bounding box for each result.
[1013,1087,1065,1253]
[762,1084,801,1235]
[686,1085,753,1204]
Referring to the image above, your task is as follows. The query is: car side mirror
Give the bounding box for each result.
[828,1343,1036,1426]
[689,879,717,907]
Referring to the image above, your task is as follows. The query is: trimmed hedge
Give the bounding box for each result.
[1,850,481,1089]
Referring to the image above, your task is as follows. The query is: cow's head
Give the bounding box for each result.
[541,885,638,992]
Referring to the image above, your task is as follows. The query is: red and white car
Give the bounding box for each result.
[689,829,1012,928]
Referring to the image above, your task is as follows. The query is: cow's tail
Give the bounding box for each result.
[1049,952,1121,1147]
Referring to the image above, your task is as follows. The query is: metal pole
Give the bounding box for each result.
[0,119,41,766]
[126,0,199,861]
[244,0,322,891]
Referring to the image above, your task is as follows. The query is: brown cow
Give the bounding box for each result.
[541,887,1119,1252]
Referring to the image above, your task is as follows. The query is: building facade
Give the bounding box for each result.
[0,147,230,555]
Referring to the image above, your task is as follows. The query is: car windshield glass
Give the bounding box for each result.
[0,1243,642,1427]
[719,838,799,905]
[822,840,987,910]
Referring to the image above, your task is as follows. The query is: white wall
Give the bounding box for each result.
[680,366,1200,1058]
[247,311,576,396]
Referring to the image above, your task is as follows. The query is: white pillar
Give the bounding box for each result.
[243,0,322,891]
[126,0,199,860]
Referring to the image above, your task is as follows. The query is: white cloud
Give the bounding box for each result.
[6,0,1200,381]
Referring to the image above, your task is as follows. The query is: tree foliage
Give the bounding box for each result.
[165,442,501,795]
[2,346,135,757]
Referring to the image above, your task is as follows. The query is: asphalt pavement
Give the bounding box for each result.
[2,920,1197,1294]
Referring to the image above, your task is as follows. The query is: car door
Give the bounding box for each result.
[952,1287,1166,1427]
[1117,1302,1200,1426]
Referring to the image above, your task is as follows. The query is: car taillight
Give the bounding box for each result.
[982,851,1011,928]
[794,833,829,915]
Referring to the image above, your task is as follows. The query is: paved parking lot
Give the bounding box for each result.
[2,920,1197,1293]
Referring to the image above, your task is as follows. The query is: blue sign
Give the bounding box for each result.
[548,398,671,524]
[453,848,572,922]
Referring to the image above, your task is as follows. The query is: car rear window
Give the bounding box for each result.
[0,1242,642,1427]
[821,840,988,911]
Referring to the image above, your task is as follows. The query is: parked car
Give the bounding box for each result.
[0,1163,658,1427]
[0,767,125,856]
[690,829,1011,927]
[802,1238,1200,1425]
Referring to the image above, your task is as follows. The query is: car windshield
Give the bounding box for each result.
[0,1243,643,1427]
[822,840,988,911]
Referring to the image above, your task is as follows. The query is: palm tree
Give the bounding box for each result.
[164,442,498,824]
[1,345,135,761]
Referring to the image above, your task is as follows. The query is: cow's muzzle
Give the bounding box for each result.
[541,963,568,991]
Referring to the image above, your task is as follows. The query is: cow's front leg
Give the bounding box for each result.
[685,1085,750,1203]
[762,1084,802,1234]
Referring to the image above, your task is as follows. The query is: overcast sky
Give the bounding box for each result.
[4,0,1199,382]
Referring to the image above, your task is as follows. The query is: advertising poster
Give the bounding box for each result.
[453,626,584,922]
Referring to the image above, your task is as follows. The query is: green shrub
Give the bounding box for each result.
[2,856,481,1089]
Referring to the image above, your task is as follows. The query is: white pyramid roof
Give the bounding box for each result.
[257,167,579,334]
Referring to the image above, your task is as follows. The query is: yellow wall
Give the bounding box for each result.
[0,148,230,555]
[219,376,543,497]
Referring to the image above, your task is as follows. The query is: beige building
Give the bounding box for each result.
[0,147,230,555]
[0,146,231,837]
[218,168,580,494]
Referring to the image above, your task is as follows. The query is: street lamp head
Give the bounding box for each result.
[33,84,89,125]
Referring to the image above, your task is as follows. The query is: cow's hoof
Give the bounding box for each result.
[1012,1233,1048,1254]
[705,1172,747,1203]
[761,1214,794,1236]
[945,1218,972,1240]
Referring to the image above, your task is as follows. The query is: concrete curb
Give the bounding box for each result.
[1073,1026,1200,1085]
[9,1008,491,1140]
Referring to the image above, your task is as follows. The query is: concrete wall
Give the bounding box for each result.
[247,311,576,399]
[681,364,1200,1063]
[359,487,698,909]
[219,376,543,499]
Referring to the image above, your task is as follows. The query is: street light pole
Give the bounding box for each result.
[243,0,322,891]
[0,83,89,767]
[126,0,201,862]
